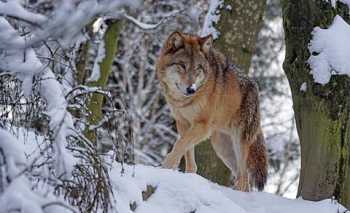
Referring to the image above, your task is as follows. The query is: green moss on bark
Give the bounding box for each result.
[196,140,232,185]
[76,41,90,85]
[84,21,122,142]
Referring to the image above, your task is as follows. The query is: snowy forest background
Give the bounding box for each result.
[0,0,349,212]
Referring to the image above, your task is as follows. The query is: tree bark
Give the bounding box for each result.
[214,0,267,72]
[196,0,266,185]
[282,0,350,207]
[76,41,90,85]
[84,21,122,142]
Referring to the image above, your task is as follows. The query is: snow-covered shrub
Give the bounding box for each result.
[0,128,75,213]
[0,0,140,211]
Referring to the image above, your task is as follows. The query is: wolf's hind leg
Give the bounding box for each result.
[210,131,238,178]
[185,147,197,173]
[234,141,251,192]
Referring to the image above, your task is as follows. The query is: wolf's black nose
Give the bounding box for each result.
[186,87,196,95]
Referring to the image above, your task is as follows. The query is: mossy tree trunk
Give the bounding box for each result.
[282,0,350,207]
[84,21,122,142]
[76,41,90,85]
[196,0,266,185]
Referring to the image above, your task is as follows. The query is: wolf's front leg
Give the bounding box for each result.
[174,119,197,173]
[185,147,197,173]
[162,123,209,170]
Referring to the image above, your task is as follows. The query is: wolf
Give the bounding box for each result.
[156,31,267,191]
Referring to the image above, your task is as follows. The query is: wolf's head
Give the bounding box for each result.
[157,32,213,97]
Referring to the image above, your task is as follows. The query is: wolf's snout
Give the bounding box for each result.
[186,84,196,95]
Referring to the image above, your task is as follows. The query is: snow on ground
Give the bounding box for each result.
[308,15,350,84]
[110,163,345,213]
[1,127,346,213]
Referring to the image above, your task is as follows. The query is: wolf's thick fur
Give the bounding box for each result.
[156,32,267,191]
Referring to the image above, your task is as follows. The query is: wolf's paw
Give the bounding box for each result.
[185,164,197,173]
[234,176,251,192]
[162,154,180,170]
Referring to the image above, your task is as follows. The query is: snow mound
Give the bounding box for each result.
[110,163,345,213]
[308,15,350,84]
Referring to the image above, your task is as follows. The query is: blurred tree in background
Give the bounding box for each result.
[252,0,300,196]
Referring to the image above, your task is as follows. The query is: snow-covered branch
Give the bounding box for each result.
[0,0,141,48]
[123,9,183,30]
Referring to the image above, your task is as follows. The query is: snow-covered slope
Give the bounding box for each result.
[110,164,345,213]
[1,128,345,213]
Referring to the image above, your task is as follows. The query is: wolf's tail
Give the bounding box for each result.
[247,132,268,191]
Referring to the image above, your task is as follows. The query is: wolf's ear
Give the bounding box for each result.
[165,31,184,53]
[200,34,213,54]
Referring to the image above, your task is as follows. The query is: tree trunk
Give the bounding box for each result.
[76,41,90,85]
[196,0,266,185]
[282,0,350,207]
[214,0,267,72]
[84,21,122,142]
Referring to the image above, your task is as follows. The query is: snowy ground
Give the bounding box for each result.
[110,163,345,213]
[0,127,346,213]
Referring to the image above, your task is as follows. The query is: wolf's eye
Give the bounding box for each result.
[196,66,204,75]
[177,64,186,73]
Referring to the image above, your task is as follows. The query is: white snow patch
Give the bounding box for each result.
[88,40,105,82]
[329,0,350,7]
[109,163,346,213]
[92,17,104,33]
[341,0,350,7]
[0,0,141,48]
[0,18,45,96]
[0,128,26,176]
[201,0,224,39]
[0,1,47,25]
[308,15,350,84]
[300,82,307,92]
[331,0,337,6]
[0,129,74,213]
